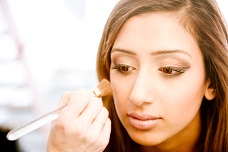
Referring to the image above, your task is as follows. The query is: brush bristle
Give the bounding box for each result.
[93,79,112,98]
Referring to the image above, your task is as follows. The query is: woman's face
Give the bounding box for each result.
[110,12,213,149]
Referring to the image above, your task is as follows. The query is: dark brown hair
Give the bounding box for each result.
[96,0,228,151]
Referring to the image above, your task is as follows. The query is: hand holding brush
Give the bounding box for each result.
[7,79,112,144]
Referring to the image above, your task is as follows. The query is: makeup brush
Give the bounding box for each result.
[6,79,112,141]
[92,79,112,98]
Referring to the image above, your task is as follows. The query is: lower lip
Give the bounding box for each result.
[128,117,160,130]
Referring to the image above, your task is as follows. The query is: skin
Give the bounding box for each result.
[47,12,216,152]
[47,90,111,152]
[110,12,215,152]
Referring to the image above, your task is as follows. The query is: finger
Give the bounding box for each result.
[80,108,110,149]
[92,107,109,129]
[57,91,74,107]
[93,118,111,152]
[59,89,92,119]
[53,91,92,145]
[79,96,103,125]
[92,107,108,128]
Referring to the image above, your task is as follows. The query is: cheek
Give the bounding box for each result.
[110,74,132,119]
[112,87,128,124]
[162,75,205,125]
[165,89,202,117]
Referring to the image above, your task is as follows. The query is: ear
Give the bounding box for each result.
[204,79,216,100]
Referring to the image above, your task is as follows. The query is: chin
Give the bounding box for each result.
[127,130,165,146]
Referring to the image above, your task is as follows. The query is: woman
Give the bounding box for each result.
[47,0,228,151]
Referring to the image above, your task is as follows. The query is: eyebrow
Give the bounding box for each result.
[111,48,192,58]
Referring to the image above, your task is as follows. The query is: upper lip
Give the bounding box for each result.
[127,112,160,121]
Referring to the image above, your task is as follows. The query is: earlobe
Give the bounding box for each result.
[204,79,216,100]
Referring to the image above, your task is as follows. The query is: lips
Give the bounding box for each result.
[127,112,160,130]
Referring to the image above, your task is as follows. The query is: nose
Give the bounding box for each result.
[129,70,155,107]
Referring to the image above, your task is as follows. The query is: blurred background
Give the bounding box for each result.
[0,0,227,151]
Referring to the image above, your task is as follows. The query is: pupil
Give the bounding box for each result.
[164,68,172,74]
[122,66,128,71]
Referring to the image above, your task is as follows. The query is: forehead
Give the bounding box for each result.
[113,12,200,57]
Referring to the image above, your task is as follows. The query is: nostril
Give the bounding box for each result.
[129,95,154,107]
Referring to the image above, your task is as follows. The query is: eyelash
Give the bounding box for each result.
[112,63,135,74]
[158,66,185,76]
[112,63,187,76]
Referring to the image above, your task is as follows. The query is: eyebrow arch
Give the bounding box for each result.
[111,48,192,58]
[151,50,192,58]
[111,48,136,55]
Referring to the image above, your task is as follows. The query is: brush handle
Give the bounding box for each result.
[6,104,66,141]
[6,79,111,141]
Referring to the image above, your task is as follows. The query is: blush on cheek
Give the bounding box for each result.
[171,90,203,121]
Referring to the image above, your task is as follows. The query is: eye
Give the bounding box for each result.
[158,66,185,76]
[112,63,135,74]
